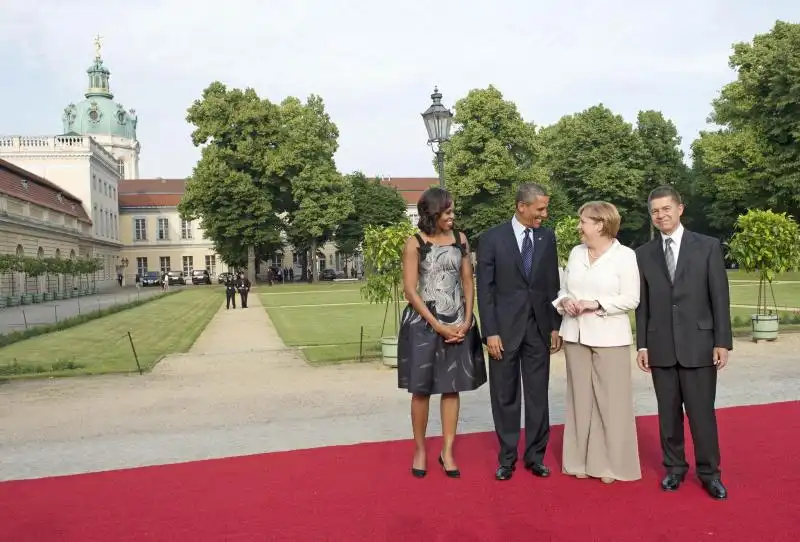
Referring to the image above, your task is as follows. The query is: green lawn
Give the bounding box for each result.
[0,288,221,378]
[262,277,800,364]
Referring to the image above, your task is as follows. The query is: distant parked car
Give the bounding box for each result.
[141,271,162,287]
[217,272,232,284]
[167,270,186,285]
[192,269,212,285]
[320,268,337,281]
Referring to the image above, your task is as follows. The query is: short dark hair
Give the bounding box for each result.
[647,185,682,208]
[417,187,453,235]
[516,183,548,205]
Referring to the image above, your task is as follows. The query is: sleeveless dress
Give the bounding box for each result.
[397,232,487,395]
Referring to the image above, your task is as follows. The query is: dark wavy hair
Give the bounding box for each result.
[417,187,453,235]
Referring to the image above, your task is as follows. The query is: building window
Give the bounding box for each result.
[136,257,147,276]
[118,160,125,178]
[157,218,169,240]
[160,256,171,273]
[134,218,147,240]
[205,255,216,275]
[182,256,193,275]
[181,219,193,239]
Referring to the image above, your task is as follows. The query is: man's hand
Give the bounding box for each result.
[713,347,729,370]
[550,331,563,353]
[486,335,504,360]
[636,349,650,372]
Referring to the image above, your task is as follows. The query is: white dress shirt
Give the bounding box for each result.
[661,223,684,262]
[552,240,640,347]
[511,215,530,253]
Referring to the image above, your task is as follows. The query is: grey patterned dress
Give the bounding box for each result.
[397,232,487,395]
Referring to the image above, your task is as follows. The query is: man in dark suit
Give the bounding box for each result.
[476,183,563,481]
[635,185,732,500]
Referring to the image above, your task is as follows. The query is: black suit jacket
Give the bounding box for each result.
[634,230,733,368]
[476,221,561,352]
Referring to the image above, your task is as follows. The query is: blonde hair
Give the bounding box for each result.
[578,201,621,238]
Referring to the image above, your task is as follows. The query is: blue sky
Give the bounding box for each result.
[1,0,798,180]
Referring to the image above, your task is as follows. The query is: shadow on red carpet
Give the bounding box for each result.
[1,401,799,541]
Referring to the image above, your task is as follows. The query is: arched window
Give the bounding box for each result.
[69,249,76,260]
[37,247,44,259]
[15,244,24,257]
[55,248,61,259]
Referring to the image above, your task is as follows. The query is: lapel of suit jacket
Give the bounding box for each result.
[672,230,696,285]
[502,221,527,281]
[650,236,671,283]
[528,229,548,281]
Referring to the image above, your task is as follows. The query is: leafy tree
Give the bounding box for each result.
[554,215,581,268]
[179,83,352,281]
[179,83,285,271]
[540,105,646,245]
[335,172,408,271]
[690,21,800,236]
[280,95,353,281]
[441,86,551,244]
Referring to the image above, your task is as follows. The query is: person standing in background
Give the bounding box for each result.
[225,275,237,310]
[236,272,251,308]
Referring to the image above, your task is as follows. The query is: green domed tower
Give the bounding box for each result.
[61,36,141,178]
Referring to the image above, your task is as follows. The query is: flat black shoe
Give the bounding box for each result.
[525,463,551,478]
[411,468,427,478]
[660,473,686,491]
[701,478,728,500]
[495,465,515,481]
[438,455,460,478]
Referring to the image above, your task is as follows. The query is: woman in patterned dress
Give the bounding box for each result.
[398,187,487,479]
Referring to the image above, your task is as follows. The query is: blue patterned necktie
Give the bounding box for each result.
[522,228,534,276]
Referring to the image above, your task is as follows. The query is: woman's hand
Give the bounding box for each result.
[576,300,600,313]
[562,298,581,317]
[436,323,465,343]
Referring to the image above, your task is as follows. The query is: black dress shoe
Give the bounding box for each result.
[495,465,515,481]
[702,479,728,500]
[660,473,686,491]
[438,456,460,478]
[525,463,551,478]
[410,468,427,478]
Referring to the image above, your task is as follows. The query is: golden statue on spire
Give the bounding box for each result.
[94,34,103,60]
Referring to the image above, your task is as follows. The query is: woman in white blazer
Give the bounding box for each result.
[553,201,642,483]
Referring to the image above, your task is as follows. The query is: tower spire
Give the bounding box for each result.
[85,35,112,99]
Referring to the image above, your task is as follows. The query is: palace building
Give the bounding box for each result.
[0,37,437,291]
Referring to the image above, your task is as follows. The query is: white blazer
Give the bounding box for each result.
[552,240,640,347]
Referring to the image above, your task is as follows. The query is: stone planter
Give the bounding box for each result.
[0,297,7,309]
[21,294,33,305]
[381,336,399,368]
[55,291,64,300]
[752,313,779,342]
[33,293,44,303]
[9,296,20,306]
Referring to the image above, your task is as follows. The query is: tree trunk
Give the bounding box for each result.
[310,239,318,282]
[247,245,256,284]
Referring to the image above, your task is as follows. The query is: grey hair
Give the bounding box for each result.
[516,182,548,205]
[647,185,682,209]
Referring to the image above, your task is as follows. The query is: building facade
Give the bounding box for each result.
[0,159,95,297]
[118,178,226,280]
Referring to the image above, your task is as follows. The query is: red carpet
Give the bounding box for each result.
[1,401,799,542]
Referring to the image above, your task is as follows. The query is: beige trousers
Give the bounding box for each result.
[562,342,642,481]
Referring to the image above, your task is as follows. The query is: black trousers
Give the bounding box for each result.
[226,290,236,309]
[651,365,720,481]
[489,312,550,467]
[239,290,248,308]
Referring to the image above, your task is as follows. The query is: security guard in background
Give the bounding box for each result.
[225,274,237,309]
[236,272,251,308]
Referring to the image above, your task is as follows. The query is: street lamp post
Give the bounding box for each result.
[421,87,454,187]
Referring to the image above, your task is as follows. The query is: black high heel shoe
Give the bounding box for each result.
[411,467,427,478]
[438,455,461,478]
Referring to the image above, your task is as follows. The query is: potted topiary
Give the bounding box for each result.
[361,221,416,366]
[727,209,800,342]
